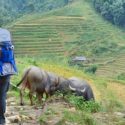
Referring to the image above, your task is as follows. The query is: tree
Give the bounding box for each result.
[111,1,125,25]
[92,0,125,26]
[0,0,68,26]
[101,1,113,22]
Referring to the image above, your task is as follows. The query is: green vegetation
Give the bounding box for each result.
[39,107,96,125]
[64,94,101,112]
[92,0,125,26]
[117,73,125,81]
[85,64,98,74]
[63,111,96,125]
[0,0,68,26]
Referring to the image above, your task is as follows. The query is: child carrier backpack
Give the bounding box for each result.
[0,28,17,76]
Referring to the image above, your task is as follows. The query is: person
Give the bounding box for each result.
[0,28,17,125]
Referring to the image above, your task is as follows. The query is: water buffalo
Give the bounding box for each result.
[57,77,95,101]
[17,66,57,105]
[68,77,95,101]
[46,71,61,93]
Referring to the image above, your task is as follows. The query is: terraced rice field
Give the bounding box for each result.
[96,52,125,78]
[10,16,85,57]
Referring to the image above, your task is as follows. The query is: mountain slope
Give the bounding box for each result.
[8,0,125,78]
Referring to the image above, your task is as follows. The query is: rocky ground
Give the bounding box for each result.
[5,94,74,125]
[6,96,42,125]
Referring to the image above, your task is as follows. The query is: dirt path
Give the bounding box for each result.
[5,96,74,125]
[6,97,42,125]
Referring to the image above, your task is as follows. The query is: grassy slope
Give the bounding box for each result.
[12,56,125,107]
[11,56,125,125]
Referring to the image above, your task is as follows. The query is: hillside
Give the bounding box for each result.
[9,0,125,55]
[8,0,125,78]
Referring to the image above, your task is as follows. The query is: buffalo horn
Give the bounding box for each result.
[80,88,86,93]
[69,85,76,91]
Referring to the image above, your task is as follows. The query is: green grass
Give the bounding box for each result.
[39,102,97,125]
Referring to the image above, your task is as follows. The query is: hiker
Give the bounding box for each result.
[0,28,17,124]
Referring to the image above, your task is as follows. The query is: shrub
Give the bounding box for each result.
[65,94,101,112]
[85,64,98,74]
[117,72,125,80]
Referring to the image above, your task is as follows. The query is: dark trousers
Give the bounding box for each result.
[0,75,10,124]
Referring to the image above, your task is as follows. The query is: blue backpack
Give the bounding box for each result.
[0,40,17,76]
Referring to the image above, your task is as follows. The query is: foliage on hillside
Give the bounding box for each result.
[0,0,68,26]
[92,0,125,26]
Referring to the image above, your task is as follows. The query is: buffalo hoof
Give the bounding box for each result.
[20,102,24,106]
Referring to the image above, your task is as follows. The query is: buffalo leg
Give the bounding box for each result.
[37,92,43,105]
[29,91,34,106]
[45,92,50,99]
[20,89,24,105]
